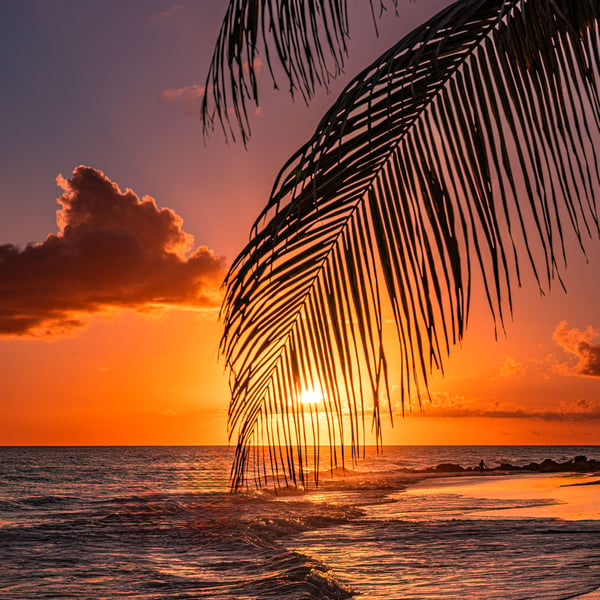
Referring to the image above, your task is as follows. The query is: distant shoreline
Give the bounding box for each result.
[408,454,600,476]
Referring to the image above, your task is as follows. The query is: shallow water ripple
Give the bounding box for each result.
[288,505,600,598]
[0,492,354,599]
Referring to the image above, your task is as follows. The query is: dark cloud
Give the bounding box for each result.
[552,321,600,378]
[0,166,225,336]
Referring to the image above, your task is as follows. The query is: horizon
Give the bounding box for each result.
[2,443,599,447]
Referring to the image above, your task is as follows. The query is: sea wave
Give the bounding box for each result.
[0,487,358,599]
[2,446,599,599]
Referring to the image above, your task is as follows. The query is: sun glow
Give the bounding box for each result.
[299,388,322,404]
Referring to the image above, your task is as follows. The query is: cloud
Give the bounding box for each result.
[161,85,205,115]
[499,355,524,377]
[557,397,599,416]
[0,166,226,337]
[161,58,263,118]
[151,4,183,22]
[398,391,476,416]
[243,57,263,75]
[552,321,600,377]
[399,392,600,421]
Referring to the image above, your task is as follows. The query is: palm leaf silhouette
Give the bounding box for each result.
[202,0,358,143]
[218,0,600,489]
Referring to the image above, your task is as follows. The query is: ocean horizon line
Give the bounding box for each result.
[2,443,598,448]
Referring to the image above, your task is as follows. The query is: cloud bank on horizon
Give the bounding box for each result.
[405,391,600,421]
[0,166,225,337]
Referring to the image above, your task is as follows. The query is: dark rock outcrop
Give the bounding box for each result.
[412,456,600,475]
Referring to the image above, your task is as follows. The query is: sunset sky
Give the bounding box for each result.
[1,0,599,446]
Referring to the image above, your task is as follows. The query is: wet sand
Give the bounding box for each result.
[574,590,600,599]
[405,472,600,520]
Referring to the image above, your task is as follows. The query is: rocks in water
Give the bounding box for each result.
[413,456,600,475]
[417,462,465,473]
[571,455,597,472]
[433,463,465,473]
[539,459,556,471]
[496,463,520,471]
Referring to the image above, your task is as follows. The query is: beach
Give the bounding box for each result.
[404,472,600,520]
[287,469,600,599]
[1,445,599,599]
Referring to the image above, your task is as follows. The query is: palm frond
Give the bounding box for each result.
[202,0,400,143]
[221,0,600,490]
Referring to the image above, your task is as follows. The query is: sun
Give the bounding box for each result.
[299,388,322,405]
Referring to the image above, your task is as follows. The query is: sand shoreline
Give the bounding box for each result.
[405,470,600,521]
[573,590,600,599]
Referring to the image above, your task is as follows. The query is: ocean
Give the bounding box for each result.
[1,445,599,599]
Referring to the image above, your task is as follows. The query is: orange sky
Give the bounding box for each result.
[0,0,598,446]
